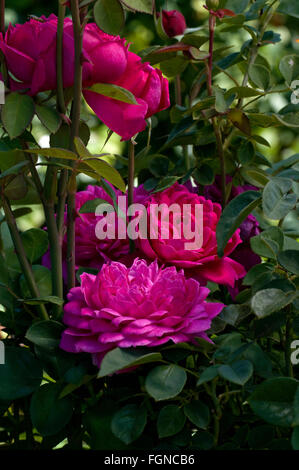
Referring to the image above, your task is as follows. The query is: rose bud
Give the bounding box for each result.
[157,10,186,38]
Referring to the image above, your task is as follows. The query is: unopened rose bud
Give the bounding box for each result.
[206,0,220,11]
[157,10,186,38]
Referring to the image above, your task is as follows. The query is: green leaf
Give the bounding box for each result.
[145,364,187,401]
[20,265,52,299]
[218,360,253,385]
[216,190,261,257]
[241,168,270,188]
[154,8,168,40]
[111,404,147,444]
[83,158,126,192]
[88,83,138,105]
[248,64,271,90]
[6,229,49,274]
[26,321,64,350]
[36,105,62,134]
[250,227,284,259]
[98,348,162,377]
[20,296,64,306]
[94,0,125,35]
[292,427,299,451]
[279,55,299,85]
[262,178,297,220]
[227,86,263,98]
[26,147,78,160]
[278,250,299,275]
[159,56,188,78]
[197,366,219,386]
[0,161,29,182]
[243,263,274,286]
[30,383,73,436]
[152,176,180,193]
[2,93,35,139]
[79,198,114,214]
[278,1,299,19]
[0,347,42,401]
[4,173,28,200]
[83,400,128,450]
[120,0,153,14]
[157,405,186,438]
[213,85,228,113]
[251,288,298,318]
[248,377,299,427]
[242,343,273,379]
[0,149,26,172]
[237,140,255,165]
[184,401,210,429]
[50,122,90,148]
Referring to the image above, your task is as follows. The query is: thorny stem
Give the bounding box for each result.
[0,0,4,36]
[211,378,222,446]
[206,13,226,207]
[175,75,189,170]
[24,147,63,317]
[56,2,66,114]
[56,0,68,239]
[128,140,135,209]
[67,0,84,290]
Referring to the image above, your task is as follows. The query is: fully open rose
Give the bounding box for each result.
[138,183,246,287]
[60,259,224,367]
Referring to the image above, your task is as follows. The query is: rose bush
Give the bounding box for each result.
[0,0,298,453]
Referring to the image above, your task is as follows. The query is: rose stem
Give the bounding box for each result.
[0,0,5,36]
[128,140,135,252]
[1,193,49,320]
[206,12,226,207]
[23,144,63,317]
[128,139,135,209]
[56,2,69,237]
[67,0,83,290]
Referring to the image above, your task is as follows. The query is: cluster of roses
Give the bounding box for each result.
[56,180,260,367]
[0,11,261,368]
[0,14,169,141]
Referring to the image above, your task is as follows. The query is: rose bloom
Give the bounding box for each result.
[60,259,224,367]
[0,14,78,95]
[82,26,170,140]
[43,183,148,275]
[0,16,170,141]
[158,9,187,37]
[137,183,246,287]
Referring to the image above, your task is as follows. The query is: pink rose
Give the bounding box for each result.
[43,183,149,275]
[0,14,78,95]
[82,24,128,85]
[0,16,170,141]
[137,183,246,287]
[158,9,187,37]
[60,258,224,367]
[83,47,170,140]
